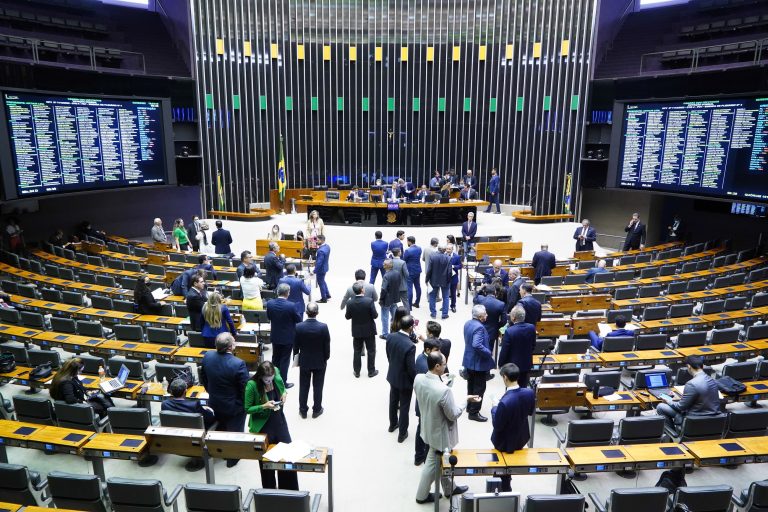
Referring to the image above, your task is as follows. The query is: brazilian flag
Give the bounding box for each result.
[277,135,287,201]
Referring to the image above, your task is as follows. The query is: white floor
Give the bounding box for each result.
[5,211,765,511]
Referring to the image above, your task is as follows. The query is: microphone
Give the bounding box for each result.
[448,454,458,467]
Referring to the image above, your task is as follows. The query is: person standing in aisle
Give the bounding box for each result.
[314,235,331,303]
[345,282,379,378]
[463,305,495,422]
[403,236,423,309]
[370,231,389,285]
[293,302,330,418]
[485,168,501,214]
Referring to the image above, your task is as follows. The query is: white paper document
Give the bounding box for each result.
[262,440,313,462]
[151,288,168,300]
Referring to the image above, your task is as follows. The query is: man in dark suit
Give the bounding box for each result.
[463,305,495,422]
[293,302,331,419]
[264,242,286,290]
[186,216,207,253]
[384,182,400,202]
[210,221,233,257]
[484,168,501,214]
[391,247,410,309]
[483,259,509,288]
[426,244,451,319]
[185,274,207,332]
[491,363,535,492]
[278,264,311,319]
[531,244,556,285]
[518,284,541,327]
[505,267,525,313]
[623,212,646,251]
[346,281,379,378]
[237,250,262,279]
[379,259,401,337]
[573,219,597,251]
[657,355,720,432]
[389,230,405,254]
[199,333,249,467]
[386,315,417,442]
[403,236,422,309]
[162,377,215,428]
[464,169,477,189]
[194,254,217,280]
[587,314,634,350]
[266,283,302,388]
[314,235,331,302]
[668,214,684,242]
[459,184,477,200]
[370,231,389,285]
[498,306,537,387]
[474,285,506,354]
[340,269,378,310]
[461,211,477,256]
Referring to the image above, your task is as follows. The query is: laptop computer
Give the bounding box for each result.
[100,364,129,394]
[645,372,672,399]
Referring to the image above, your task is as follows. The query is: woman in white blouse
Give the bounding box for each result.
[305,210,325,259]
[239,265,264,310]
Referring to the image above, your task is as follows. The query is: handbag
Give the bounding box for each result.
[30,363,52,380]
[0,352,16,373]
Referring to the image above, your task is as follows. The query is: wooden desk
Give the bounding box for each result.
[0,262,132,298]
[736,380,768,403]
[441,449,508,476]
[549,295,611,313]
[26,425,91,455]
[735,436,768,463]
[747,338,768,355]
[204,431,267,461]
[255,239,305,258]
[565,446,635,473]
[572,316,605,336]
[144,426,205,457]
[0,503,20,512]
[606,242,682,258]
[613,296,671,310]
[676,342,757,362]
[475,241,523,261]
[174,346,212,363]
[33,331,103,352]
[536,383,587,409]
[0,366,32,385]
[532,353,602,371]
[623,443,695,470]
[135,315,189,330]
[683,439,755,466]
[25,507,84,512]
[537,318,572,337]
[639,316,709,334]
[93,339,178,362]
[82,432,148,480]
[9,295,84,315]
[584,391,642,412]
[0,419,46,462]
[598,349,683,368]
[0,323,43,343]
[501,448,570,475]
[76,308,141,323]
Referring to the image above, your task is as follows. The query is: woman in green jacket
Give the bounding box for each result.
[244,361,299,490]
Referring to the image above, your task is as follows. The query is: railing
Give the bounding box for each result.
[0,33,146,74]
[640,37,767,75]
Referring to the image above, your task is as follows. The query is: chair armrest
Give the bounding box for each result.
[552,427,566,446]
[33,477,48,492]
[164,484,183,508]
[243,489,256,511]
[588,346,600,354]
[588,492,607,512]
[311,493,322,512]
[97,416,110,430]
[731,491,746,508]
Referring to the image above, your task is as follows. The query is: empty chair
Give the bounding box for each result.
[13,395,55,425]
[540,276,563,286]
[687,279,708,292]
[79,272,96,284]
[146,264,166,277]
[106,259,124,270]
[633,369,672,390]
[722,361,757,382]
[534,339,555,355]
[134,247,149,258]
[676,331,707,348]
[593,272,615,284]
[525,494,585,512]
[0,280,18,294]
[730,272,747,285]
[711,255,727,268]
[184,483,254,512]
[672,414,728,442]
[50,316,77,334]
[155,363,194,385]
[601,336,635,352]
[107,477,182,512]
[48,471,110,512]
[731,480,768,512]
[638,285,662,298]
[746,324,768,341]
[17,284,37,299]
[759,360,768,380]
[724,409,768,438]
[87,255,104,266]
[41,287,62,302]
[588,487,668,512]
[670,303,695,318]
[44,264,60,278]
[635,254,652,264]
[0,462,51,506]
[114,324,144,341]
[252,488,321,512]
[577,260,596,270]
[639,267,659,279]
[28,261,43,274]
[659,264,677,276]
[669,485,733,512]
[583,371,621,392]
[27,349,61,369]
[614,270,635,282]
[108,356,154,381]
[680,262,698,274]
[724,296,747,311]
[642,306,668,321]
[0,341,27,364]
[614,287,638,300]
[61,290,84,306]
[607,308,632,324]
[77,254,89,265]
[564,274,586,285]
[666,282,688,295]
[710,327,740,345]
[235,332,256,344]
[635,333,667,350]
[20,311,46,329]
[536,373,580,426]
[147,327,178,345]
[96,275,117,288]
[78,354,107,375]
[620,255,637,265]
[725,254,738,265]
[712,276,731,288]
[554,419,614,449]
[90,295,113,310]
[124,261,142,273]
[616,416,665,445]
[242,309,269,324]
[174,304,189,318]
[187,331,205,348]
[700,300,724,314]
[108,407,154,436]
[54,402,110,432]
[752,293,768,308]
[113,299,136,313]
[76,320,108,339]
[556,339,591,354]
[0,307,21,324]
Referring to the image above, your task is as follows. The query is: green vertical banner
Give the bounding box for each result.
[516,97,524,111]
[489,98,497,112]
[232,95,240,110]
[463,98,471,112]
[437,97,446,112]
[259,95,267,110]
[285,96,294,111]
[311,96,319,111]
[362,97,369,112]
[337,96,344,111]
[387,97,395,112]
[412,97,420,112]
[543,96,552,111]
[570,95,580,111]
[205,94,214,109]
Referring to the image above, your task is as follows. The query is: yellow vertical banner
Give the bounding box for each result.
[243,41,252,57]
[505,44,514,59]
[533,42,542,58]
[349,46,357,61]
[401,46,409,62]
[215,38,224,55]
[375,46,383,62]
[561,39,571,56]
[323,45,331,61]
[478,45,487,61]
[426,46,434,62]
[270,43,279,59]
[296,44,305,60]
[452,46,461,61]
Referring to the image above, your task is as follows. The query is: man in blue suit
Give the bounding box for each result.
[483,259,509,288]
[293,302,331,419]
[370,231,389,285]
[518,284,541,327]
[403,236,422,308]
[505,267,525,313]
[585,259,609,284]
[384,183,400,202]
[426,244,451,319]
[210,221,233,257]
[264,242,286,289]
[587,315,634,350]
[573,219,597,252]
[266,283,302,388]
[162,377,216,429]
[314,235,331,302]
[474,285,506,354]
[199,333,249,467]
[278,263,310,319]
[388,230,405,255]
[463,305,495,422]
[531,244,556,285]
[459,184,477,200]
[461,211,477,256]
[491,363,535,491]
[484,168,500,214]
[498,305,537,387]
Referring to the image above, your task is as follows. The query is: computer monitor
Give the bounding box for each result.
[460,493,520,512]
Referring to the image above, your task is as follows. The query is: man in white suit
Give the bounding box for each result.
[413,351,478,504]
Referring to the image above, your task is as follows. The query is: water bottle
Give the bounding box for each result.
[593,379,600,399]
[98,366,105,382]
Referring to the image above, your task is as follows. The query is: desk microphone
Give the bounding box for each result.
[448,454,458,512]
[533,345,555,389]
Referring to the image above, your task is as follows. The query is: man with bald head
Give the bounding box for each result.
[483,259,509,287]
[531,244,556,285]
[151,218,167,243]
